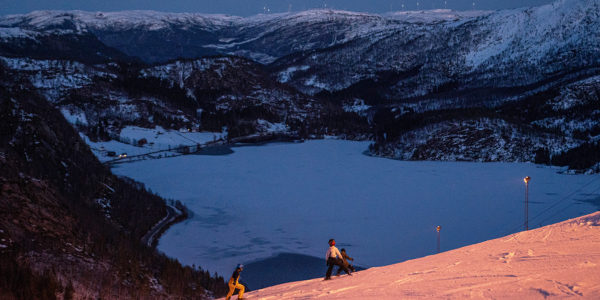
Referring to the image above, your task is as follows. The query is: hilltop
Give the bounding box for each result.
[239,212,600,299]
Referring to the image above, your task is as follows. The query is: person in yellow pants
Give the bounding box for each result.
[226,264,245,300]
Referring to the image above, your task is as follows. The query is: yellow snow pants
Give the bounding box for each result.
[226,280,244,300]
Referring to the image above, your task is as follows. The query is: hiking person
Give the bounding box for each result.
[325,238,351,280]
[226,264,245,300]
[337,248,356,275]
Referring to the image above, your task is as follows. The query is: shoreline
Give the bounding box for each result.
[141,203,187,248]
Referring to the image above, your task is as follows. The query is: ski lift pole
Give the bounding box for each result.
[436,225,442,253]
[524,176,531,231]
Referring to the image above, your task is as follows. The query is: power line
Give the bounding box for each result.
[528,175,600,224]
[501,175,600,236]
[536,184,600,226]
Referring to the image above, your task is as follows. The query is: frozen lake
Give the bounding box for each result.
[112,140,600,279]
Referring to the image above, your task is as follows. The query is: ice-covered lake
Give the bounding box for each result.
[112,140,600,279]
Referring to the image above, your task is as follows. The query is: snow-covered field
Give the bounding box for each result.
[83,126,224,162]
[240,211,600,299]
[118,126,223,149]
[111,140,600,280]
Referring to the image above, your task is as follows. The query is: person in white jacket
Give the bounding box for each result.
[325,238,351,280]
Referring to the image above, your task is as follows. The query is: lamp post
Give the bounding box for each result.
[524,176,531,231]
[436,225,442,253]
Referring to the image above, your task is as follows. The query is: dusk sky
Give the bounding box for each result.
[1,0,556,16]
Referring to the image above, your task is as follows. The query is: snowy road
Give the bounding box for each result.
[141,205,181,247]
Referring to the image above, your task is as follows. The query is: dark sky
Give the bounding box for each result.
[0,0,556,16]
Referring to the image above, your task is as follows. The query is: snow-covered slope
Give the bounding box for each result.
[0,10,240,33]
[532,75,600,139]
[0,56,112,102]
[239,211,600,299]
[0,7,491,65]
[274,0,600,100]
[2,1,598,95]
[0,53,352,158]
[374,118,582,162]
[139,56,318,119]
[0,10,239,63]
[0,9,459,64]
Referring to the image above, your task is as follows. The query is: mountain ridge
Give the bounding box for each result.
[0,0,598,171]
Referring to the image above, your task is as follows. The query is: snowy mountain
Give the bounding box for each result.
[3,1,597,98]
[0,10,239,63]
[0,9,485,64]
[273,0,600,102]
[238,211,600,299]
[1,1,600,298]
[0,0,599,170]
[2,1,598,100]
[0,54,343,145]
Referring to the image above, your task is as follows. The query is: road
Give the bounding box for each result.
[141,205,181,247]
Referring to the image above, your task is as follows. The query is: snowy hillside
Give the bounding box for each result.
[0,56,112,102]
[273,0,600,100]
[0,10,240,33]
[238,211,600,299]
[373,118,582,162]
[2,0,598,95]
[0,6,494,65]
[1,0,598,170]
[139,56,318,118]
[0,54,334,146]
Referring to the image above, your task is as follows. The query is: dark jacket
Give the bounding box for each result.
[340,250,353,266]
[229,268,241,285]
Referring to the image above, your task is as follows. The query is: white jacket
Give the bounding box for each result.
[326,246,342,261]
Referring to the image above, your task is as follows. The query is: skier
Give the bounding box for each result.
[336,248,356,275]
[226,264,245,300]
[325,238,351,280]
